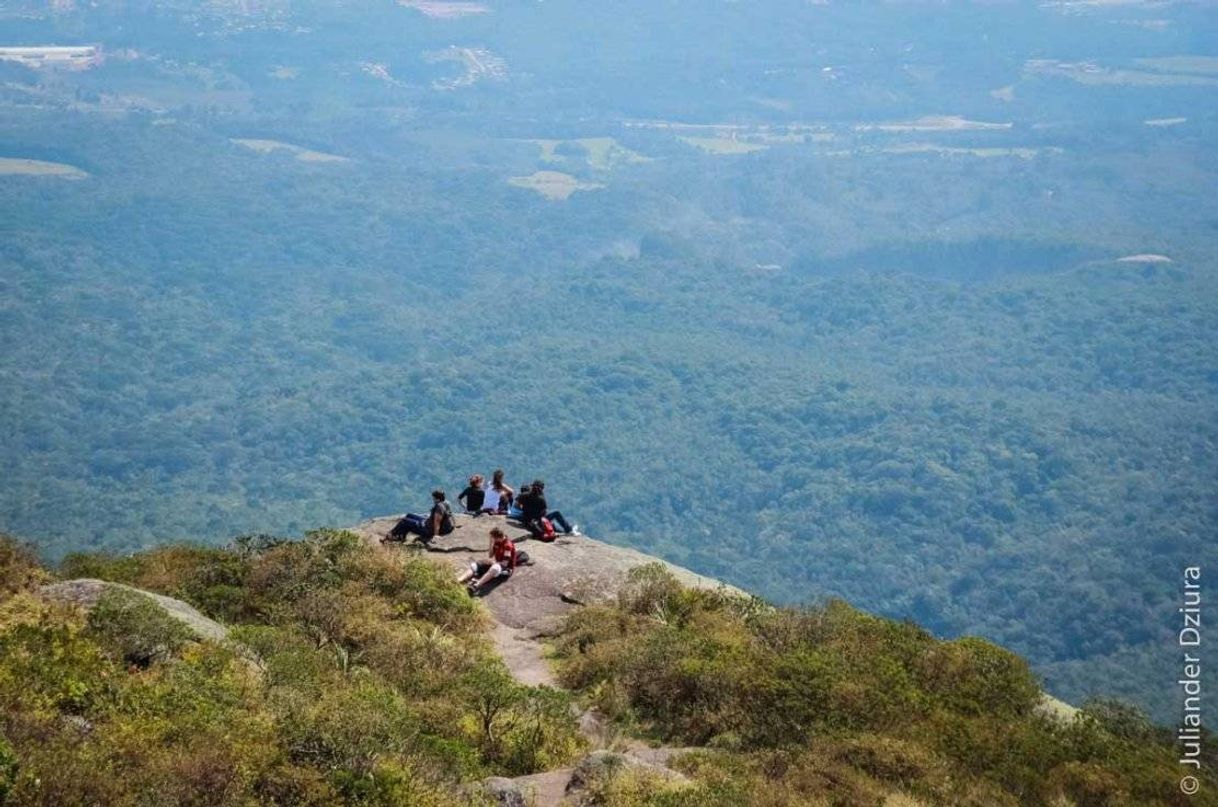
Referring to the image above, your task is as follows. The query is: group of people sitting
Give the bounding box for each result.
[383,469,579,595]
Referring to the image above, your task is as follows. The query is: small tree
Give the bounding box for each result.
[460,665,524,753]
[86,588,191,667]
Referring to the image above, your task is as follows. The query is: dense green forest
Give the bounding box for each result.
[2,534,1214,805]
[1,0,1216,724]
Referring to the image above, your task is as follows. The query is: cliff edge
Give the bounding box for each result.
[350,512,744,689]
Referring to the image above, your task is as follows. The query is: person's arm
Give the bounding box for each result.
[430,507,442,534]
[457,488,468,507]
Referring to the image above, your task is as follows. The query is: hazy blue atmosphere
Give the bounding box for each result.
[1,0,1216,722]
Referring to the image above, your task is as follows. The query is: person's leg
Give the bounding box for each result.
[457,561,478,584]
[467,561,490,587]
[547,511,573,534]
[473,562,502,589]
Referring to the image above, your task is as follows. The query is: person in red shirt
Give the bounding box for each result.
[458,527,518,594]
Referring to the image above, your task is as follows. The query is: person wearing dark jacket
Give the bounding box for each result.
[517,479,578,536]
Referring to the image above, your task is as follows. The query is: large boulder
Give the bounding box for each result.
[566,750,689,795]
[39,579,228,642]
[350,513,744,633]
[480,776,526,807]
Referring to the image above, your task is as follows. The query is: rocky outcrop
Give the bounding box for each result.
[350,513,744,690]
[480,776,527,807]
[353,512,1077,805]
[39,578,229,642]
[568,750,690,791]
[352,513,741,625]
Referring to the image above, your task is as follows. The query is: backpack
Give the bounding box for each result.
[538,517,557,541]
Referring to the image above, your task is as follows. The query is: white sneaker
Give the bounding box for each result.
[570,524,582,536]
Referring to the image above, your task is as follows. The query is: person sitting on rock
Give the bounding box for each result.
[518,479,578,537]
[385,489,454,544]
[486,468,515,514]
[458,474,486,514]
[457,526,518,594]
[425,489,455,542]
[507,483,531,519]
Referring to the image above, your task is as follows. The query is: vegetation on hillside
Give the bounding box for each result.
[0,532,583,806]
[2,532,1214,806]
[553,565,1218,806]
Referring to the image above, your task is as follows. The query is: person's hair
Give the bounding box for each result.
[432,489,445,501]
[531,479,545,491]
[492,469,505,488]
[469,474,483,486]
[519,484,532,496]
[489,527,507,540]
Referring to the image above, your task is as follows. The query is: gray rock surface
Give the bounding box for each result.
[350,513,744,690]
[481,776,527,807]
[39,578,229,643]
[352,512,741,628]
[566,750,690,793]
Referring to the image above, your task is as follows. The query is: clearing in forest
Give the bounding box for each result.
[679,136,767,155]
[0,157,88,178]
[508,171,603,201]
[859,115,1011,132]
[1025,59,1218,86]
[528,137,651,171]
[231,138,349,163]
[400,0,490,18]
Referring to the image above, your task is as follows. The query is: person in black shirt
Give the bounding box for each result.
[517,479,577,537]
[427,490,455,539]
[458,474,486,514]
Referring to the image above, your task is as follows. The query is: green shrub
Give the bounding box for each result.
[0,734,17,805]
[0,617,113,715]
[917,636,1041,719]
[498,686,584,775]
[85,588,192,667]
[554,570,1213,806]
[1080,697,1164,745]
[61,545,252,624]
[0,537,48,599]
